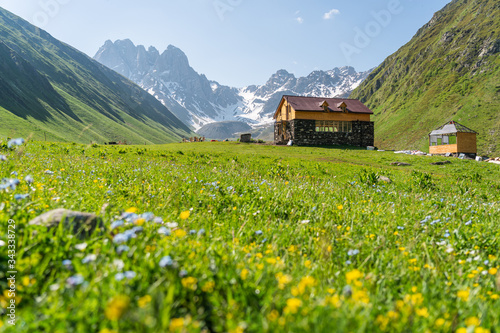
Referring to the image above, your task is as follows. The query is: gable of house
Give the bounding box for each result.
[274,96,373,123]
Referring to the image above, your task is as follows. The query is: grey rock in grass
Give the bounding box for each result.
[29,209,102,236]
[379,176,393,183]
[390,162,411,166]
[431,161,452,165]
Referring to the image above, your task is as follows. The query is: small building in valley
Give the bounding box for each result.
[273,95,374,147]
[429,121,477,157]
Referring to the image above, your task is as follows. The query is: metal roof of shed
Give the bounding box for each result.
[429,121,478,136]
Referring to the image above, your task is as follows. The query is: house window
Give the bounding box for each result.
[315,121,352,133]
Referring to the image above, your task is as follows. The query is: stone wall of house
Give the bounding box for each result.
[274,122,292,145]
[287,120,374,147]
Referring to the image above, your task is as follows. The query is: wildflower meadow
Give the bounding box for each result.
[0,139,499,332]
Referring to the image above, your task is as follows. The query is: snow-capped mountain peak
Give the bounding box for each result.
[94,40,372,131]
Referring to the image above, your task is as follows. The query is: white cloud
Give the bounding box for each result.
[323,9,340,20]
[296,17,304,24]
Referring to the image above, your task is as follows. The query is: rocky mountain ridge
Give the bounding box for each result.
[94,39,372,130]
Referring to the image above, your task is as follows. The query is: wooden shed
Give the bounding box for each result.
[273,95,374,147]
[429,121,477,156]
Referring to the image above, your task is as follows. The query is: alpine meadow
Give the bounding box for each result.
[1,141,499,332]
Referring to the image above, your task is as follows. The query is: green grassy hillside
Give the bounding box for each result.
[0,7,193,144]
[351,0,500,155]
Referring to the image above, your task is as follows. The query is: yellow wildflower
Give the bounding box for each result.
[240,269,249,281]
[456,329,467,333]
[174,229,187,238]
[304,260,312,268]
[387,311,399,319]
[180,211,190,220]
[169,318,185,332]
[465,317,480,327]
[325,294,341,308]
[138,295,152,308]
[181,277,198,290]
[435,318,445,327]
[276,273,292,289]
[489,267,498,275]
[416,307,429,318]
[202,281,215,293]
[125,207,138,213]
[105,295,130,321]
[284,298,302,314]
[457,289,470,302]
[474,328,491,333]
[134,218,145,226]
[346,269,363,284]
[267,310,280,322]
[352,289,370,304]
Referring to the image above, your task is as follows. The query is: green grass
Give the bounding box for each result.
[1,140,499,332]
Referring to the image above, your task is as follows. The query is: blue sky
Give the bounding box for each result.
[0,0,451,87]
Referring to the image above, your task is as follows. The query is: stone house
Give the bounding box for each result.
[273,95,374,147]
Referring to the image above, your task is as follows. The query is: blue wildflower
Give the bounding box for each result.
[124,271,136,279]
[115,273,125,281]
[0,178,20,191]
[189,230,197,235]
[24,175,34,184]
[159,256,174,268]
[465,220,472,226]
[179,270,188,278]
[116,245,130,254]
[82,254,97,264]
[141,212,155,222]
[14,194,29,200]
[157,227,171,236]
[110,220,124,230]
[347,249,360,256]
[62,260,73,270]
[66,274,84,287]
[0,155,6,161]
[197,228,205,236]
[131,226,143,234]
[7,138,25,148]
[255,230,263,236]
[113,233,129,244]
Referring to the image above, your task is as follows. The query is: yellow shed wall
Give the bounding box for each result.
[429,144,459,154]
